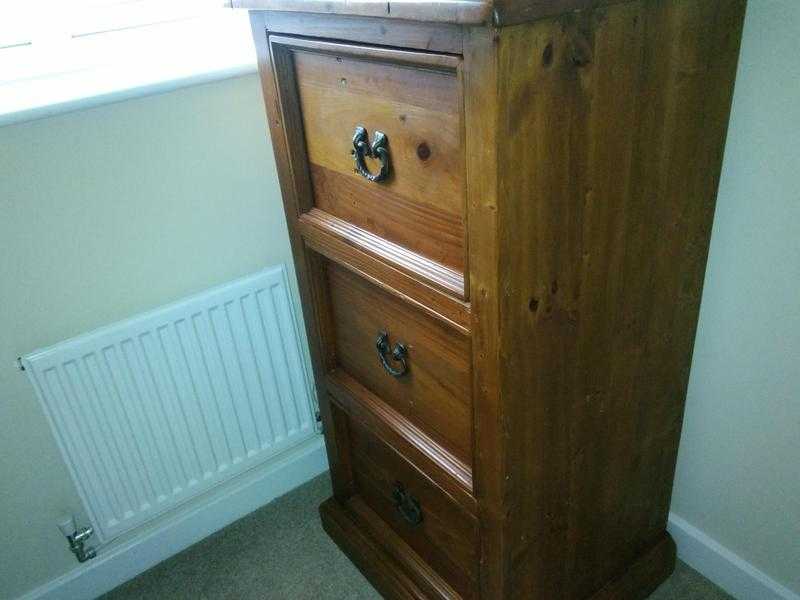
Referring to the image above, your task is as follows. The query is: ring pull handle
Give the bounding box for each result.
[376,331,408,378]
[392,482,422,526]
[352,126,390,183]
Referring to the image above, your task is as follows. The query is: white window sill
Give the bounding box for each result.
[0,14,257,128]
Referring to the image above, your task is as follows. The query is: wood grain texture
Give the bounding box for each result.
[492,0,632,26]
[233,0,491,24]
[309,166,467,279]
[263,12,465,54]
[290,45,466,274]
[327,371,475,505]
[275,36,462,70]
[299,210,470,330]
[347,416,479,596]
[250,12,355,501]
[590,533,677,600]
[461,24,510,600]
[326,261,473,464]
[237,0,640,27]
[323,494,464,599]
[492,1,746,597]
[300,208,465,299]
[251,2,747,596]
[320,496,450,599]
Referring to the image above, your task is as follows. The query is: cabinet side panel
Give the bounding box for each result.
[494,1,746,598]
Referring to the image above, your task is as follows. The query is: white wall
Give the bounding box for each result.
[0,74,308,599]
[670,0,800,595]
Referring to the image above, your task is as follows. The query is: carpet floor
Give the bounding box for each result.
[102,474,731,600]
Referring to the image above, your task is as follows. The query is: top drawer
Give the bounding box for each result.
[273,37,466,291]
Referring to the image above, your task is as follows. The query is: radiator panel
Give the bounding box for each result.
[23,266,317,542]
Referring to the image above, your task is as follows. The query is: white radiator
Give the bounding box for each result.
[22,265,318,543]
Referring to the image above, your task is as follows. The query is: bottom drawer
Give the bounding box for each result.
[335,402,478,597]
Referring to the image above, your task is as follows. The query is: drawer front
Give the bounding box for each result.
[292,43,466,274]
[340,404,478,596]
[326,261,472,464]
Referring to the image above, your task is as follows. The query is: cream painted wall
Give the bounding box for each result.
[0,74,300,598]
[671,0,800,594]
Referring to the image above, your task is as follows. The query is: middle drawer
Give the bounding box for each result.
[325,260,473,466]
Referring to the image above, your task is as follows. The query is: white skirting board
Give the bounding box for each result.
[17,455,798,600]
[668,513,799,600]
[18,436,328,600]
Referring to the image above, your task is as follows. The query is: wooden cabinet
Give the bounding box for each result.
[241,1,746,597]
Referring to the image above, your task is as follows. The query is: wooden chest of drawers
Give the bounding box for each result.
[240,1,746,597]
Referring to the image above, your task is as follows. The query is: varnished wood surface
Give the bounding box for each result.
[250,11,353,501]
[492,1,746,598]
[324,493,677,600]
[590,533,676,600]
[300,207,465,301]
[298,210,471,332]
[321,496,461,599]
[347,414,478,596]
[250,1,747,597]
[232,0,491,24]
[288,42,466,274]
[262,12,464,54]
[309,166,466,279]
[492,0,631,26]
[274,35,462,70]
[326,261,473,464]
[461,25,508,600]
[235,0,635,26]
[327,371,475,505]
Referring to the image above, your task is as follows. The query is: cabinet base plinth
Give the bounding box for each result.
[322,495,677,600]
[591,532,677,600]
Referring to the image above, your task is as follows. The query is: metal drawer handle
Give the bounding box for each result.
[376,331,408,378]
[352,126,390,183]
[392,482,422,526]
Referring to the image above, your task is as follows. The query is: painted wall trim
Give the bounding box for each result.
[15,457,797,600]
[17,436,328,600]
[669,512,799,600]
[0,64,257,128]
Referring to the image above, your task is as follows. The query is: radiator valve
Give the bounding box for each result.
[57,515,97,562]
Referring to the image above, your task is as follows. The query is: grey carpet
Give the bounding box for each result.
[102,474,731,600]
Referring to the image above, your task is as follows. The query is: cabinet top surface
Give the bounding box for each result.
[228,0,623,26]
[228,0,491,23]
